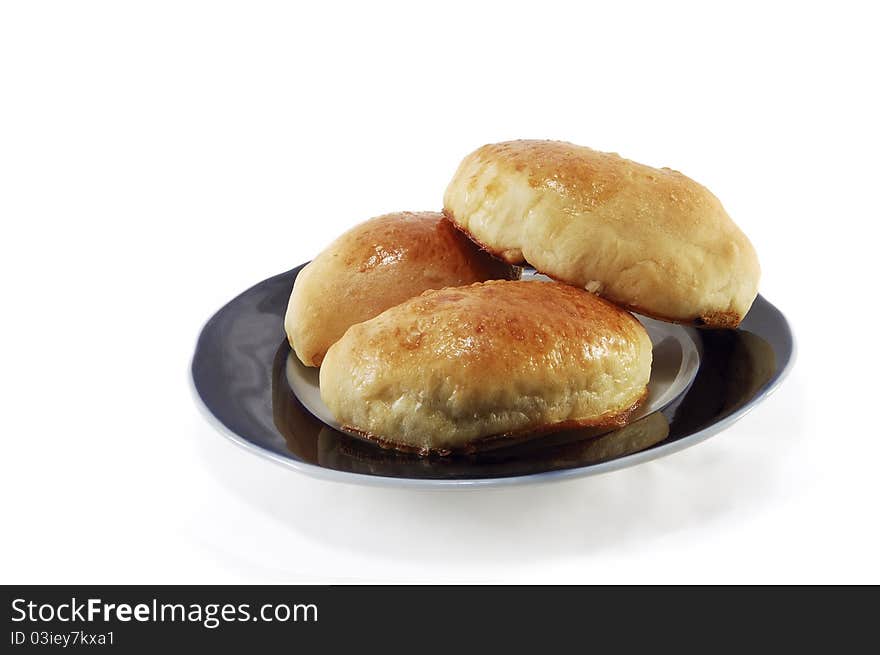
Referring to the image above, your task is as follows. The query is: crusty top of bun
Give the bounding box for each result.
[443,140,760,328]
[285,211,518,366]
[319,279,652,453]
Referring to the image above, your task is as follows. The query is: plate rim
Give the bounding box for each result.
[190,267,797,489]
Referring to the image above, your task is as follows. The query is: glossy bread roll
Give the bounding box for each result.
[319,280,653,453]
[443,140,760,327]
[285,211,519,367]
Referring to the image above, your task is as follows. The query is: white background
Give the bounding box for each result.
[2,1,878,583]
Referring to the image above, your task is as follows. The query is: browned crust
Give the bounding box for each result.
[443,208,743,329]
[690,310,742,329]
[340,387,649,457]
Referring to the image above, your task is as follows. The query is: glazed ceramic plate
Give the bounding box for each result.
[191,265,795,488]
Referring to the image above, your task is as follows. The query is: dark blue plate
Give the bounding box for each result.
[191,266,795,488]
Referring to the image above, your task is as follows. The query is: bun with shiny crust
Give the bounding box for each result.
[443,140,760,327]
[319,280,652,454]
[285,211,519,367]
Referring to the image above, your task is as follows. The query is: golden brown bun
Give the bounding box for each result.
[319,280,652,453]
[285,211,519,366]
[443,140,760,327]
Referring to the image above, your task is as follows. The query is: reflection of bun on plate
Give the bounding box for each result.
[547,410,669,464]
[285,211,519,367]
[316,410,670,478]
[320,280,652,454]
[443,140,760,328]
